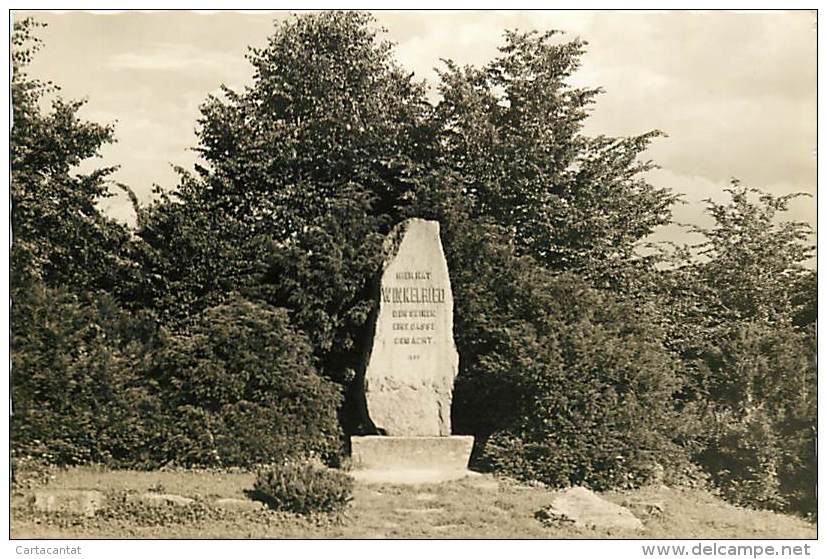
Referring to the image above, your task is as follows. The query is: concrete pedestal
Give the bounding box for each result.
[350,435,474,484]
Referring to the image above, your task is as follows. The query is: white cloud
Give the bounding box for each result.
[106,42,241,73]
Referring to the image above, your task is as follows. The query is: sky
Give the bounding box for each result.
[13,9,817,254]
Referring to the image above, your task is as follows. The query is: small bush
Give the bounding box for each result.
[251,460,353,515]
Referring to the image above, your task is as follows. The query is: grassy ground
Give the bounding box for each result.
[11,466,816,539]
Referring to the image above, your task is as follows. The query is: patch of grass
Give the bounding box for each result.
[10,467,816,539]
[38,465,256,499]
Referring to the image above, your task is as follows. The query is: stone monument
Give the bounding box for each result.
[350,218,474,482]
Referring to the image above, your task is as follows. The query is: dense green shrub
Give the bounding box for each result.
[695,322,816,516]
[471,274,697,490]
[251,460,353,514]
[11,285,344,470]
[700,408,786,510]
[150,296,344,467]
[11,282,163,466]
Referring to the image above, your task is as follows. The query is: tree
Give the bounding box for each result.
[134,12,433,337]
[10,18,136,294]
[659,183,817,515]
[433,30,678,281]
[690,181,813,325]
[194,11,434,234]
[676,182,815,407]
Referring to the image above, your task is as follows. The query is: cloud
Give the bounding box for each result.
[106,42,241,74]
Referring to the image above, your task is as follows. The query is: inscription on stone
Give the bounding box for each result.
[362,219,459,436]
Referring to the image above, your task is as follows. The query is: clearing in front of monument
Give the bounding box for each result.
[11,466,815,539]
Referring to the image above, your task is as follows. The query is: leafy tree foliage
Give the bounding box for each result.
[126,180,274,325]
[696,322,816,513]
[434,30,677,280]
[690,182,813,325]
[195,11,434,231]
[11,18,135,294]
[654,184,817,516]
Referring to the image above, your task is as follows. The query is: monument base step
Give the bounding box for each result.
[350,468,480,485]
[350,435,474,473]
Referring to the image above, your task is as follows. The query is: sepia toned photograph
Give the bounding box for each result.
[7,7,817,546]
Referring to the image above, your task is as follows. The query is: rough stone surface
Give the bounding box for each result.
[351,435,472,469]
[130,493,195,507]
[350,435,475,484]
[351,435,474,470]
[33,489,105,517]
[540,487,644,531]
[213,498,265,512]
[622,498,666,516]
[363,218,459,436]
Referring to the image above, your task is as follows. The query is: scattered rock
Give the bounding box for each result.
[623,498,666,516]
[129,493,194,507]
[394,507,444,514]
[415,493,438,501]
[213,498,265,512]
[33,489,105,517]
[538,487,644,531]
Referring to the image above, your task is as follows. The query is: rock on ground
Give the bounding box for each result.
[128,493,195,507]
[539,486,644,531]
[213,498,265,511]
[33,489,105,517]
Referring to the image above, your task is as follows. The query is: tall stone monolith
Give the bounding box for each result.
[363,218,458,436]
[351,218,473,482]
